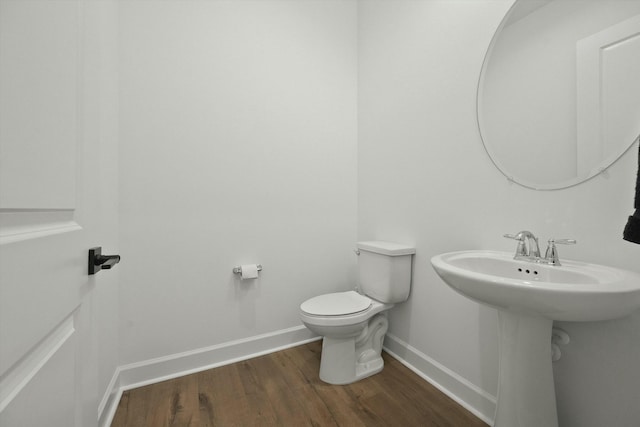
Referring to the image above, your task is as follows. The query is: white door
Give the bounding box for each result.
[0,1,118,426]
[576,13,640,175]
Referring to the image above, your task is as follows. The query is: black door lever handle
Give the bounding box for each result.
[89,247,121,275]
[95,254,121,269]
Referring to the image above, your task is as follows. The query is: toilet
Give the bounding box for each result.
[299,241,415,385]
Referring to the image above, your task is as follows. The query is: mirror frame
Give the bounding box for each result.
[477,0,640,191]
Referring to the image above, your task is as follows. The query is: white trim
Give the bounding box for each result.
[383,333,496,425]
[0,209,81,245]
[98,325,318,427]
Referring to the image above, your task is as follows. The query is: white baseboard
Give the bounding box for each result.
[383,333,496,425]
[98,325,318,427]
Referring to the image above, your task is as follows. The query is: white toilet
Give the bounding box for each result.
[299,241,415,385]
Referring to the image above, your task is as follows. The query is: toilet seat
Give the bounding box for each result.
[300,291,392,329]
[300,291,372,316]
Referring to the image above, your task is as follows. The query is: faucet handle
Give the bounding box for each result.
[552,239,577,245]
[504,233,524,240]
[544,239,576,266]
[504,233,528,257]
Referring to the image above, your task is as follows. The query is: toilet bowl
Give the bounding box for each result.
[299,241,415,385]
[300,290,394,384]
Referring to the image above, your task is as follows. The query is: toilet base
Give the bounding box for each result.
[318,313,388,385]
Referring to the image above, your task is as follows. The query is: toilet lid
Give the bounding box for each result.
[300,291,372,316]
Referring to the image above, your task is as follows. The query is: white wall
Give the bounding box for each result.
[358,1,640,426]
[118,0,358,364]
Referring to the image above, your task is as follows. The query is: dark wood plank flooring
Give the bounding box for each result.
[111,340,487,427]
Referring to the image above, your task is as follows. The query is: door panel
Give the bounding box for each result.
[0,0,78,209]
[0,235,84,375]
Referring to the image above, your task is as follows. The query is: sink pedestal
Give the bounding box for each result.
[495,311,557,427]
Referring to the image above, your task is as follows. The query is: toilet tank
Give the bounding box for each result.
[356,241,415,303]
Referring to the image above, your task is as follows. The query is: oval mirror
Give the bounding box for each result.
[478,0,640,190]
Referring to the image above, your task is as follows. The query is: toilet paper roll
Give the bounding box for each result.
[240,264,259,280]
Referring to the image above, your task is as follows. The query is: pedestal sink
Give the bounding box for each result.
[431,250,640,427]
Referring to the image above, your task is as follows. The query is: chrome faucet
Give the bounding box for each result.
[504,231,576,266]
[504,230,541,260]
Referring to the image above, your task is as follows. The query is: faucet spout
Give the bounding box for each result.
[504,230,540,260]
[521,231,541,258]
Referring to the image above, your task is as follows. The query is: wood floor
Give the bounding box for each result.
[111,340,487,427]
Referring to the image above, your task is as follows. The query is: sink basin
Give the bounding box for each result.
[431,250,640,322]
[431,250,640,427]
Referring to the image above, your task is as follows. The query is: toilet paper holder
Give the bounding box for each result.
[232,264,263,275]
